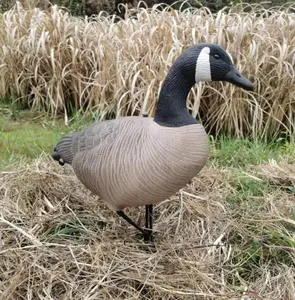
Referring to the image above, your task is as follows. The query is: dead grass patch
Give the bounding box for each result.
[253,160,295,186]
[0,157,294,299]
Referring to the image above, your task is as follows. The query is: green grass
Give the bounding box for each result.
[209,135,295,168]
[1,103,294,171]
[0,104,99,169]
[41,215,107,243]
[225,174,271,207]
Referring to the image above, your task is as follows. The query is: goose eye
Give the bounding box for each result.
[214,54,220,59]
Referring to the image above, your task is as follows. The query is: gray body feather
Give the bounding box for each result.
[53,116,208,211]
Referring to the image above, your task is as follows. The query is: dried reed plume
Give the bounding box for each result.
[0,2,294,138]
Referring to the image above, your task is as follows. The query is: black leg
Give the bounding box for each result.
[148,204,154,242]
[145,204,153,230]
[117,211,150,241]
[144,204,153,243]
[145,205,149,230]
[148,204,153,232]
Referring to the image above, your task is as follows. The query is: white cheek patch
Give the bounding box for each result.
[195,47,212,83]
[227,51,234,64]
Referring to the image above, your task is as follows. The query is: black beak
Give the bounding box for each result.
[225,65,254,91]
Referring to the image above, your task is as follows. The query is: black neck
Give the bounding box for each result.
[154,58,198,127]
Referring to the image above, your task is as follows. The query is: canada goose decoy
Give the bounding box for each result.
[52,43,254,243]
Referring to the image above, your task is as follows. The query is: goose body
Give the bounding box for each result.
[55,116,208,211]
[52,43,254,241]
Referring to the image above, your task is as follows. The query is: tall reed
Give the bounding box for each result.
[0,2,294,138]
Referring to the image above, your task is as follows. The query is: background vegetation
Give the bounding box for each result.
[0,2,294,139]
[1,0,294,15]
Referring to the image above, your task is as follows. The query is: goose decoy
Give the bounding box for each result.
[52,43,254,242]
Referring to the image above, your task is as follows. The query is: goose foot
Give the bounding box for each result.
[117,209,153,243]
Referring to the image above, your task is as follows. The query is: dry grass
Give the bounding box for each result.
[0,157,294,299]
[0,2,294,138]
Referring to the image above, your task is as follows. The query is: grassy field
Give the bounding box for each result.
[1,103,295,299]
[1,102,294,170]
[0,102,99,169]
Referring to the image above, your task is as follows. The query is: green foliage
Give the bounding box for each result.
[41,215,107,242]
[229,226,295,283]
[209,135,295,168]
[2,105,295,171]
[0,104,96,169]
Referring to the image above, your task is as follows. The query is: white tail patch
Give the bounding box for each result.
[195,47,211,83]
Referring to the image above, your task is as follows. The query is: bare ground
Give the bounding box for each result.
[0,157,295,299]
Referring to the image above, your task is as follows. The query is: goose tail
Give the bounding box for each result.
[52,134,76,166]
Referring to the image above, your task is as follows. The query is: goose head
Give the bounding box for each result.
[179,43,254,91]
[194,43,253,90]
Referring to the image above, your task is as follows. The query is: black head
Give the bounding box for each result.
[184,43,254,91]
